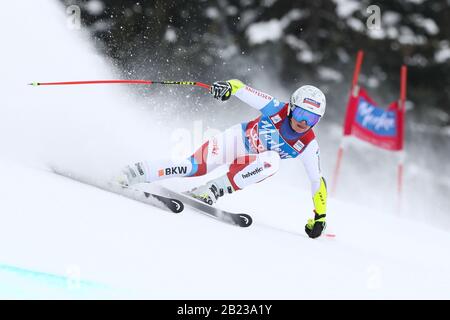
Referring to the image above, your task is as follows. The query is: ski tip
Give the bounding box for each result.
[143,191,184,214]
[28,82,39,86]
[171,199,184,213]
[235,213,252,227]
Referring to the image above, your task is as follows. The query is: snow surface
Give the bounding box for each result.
[247,19,284,45]
[0,0,449,299]
[85,0,105,16]
[332,0,361,18]
[435,41,450,63]
[246,10,304,45]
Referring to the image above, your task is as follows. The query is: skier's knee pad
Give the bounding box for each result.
[256,150,280,175]
[227,151,280,190]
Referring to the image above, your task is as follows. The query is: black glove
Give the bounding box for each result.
[305,212,326,239]
[210,81,232,101]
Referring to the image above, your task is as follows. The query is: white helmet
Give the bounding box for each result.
[290,85,326,117]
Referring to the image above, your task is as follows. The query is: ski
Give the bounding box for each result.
[152,185,253,227]
[50,168,184,214]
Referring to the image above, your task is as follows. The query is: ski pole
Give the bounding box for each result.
[28,80,211,90]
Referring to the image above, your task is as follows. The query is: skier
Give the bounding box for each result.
[117,80,328,238]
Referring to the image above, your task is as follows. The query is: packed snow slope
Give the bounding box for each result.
[0,1,449,299]
[1,159,450,299]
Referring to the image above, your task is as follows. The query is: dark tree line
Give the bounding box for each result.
[61,0,450,125]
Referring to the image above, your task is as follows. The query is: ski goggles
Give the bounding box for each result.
[291,105,321,127]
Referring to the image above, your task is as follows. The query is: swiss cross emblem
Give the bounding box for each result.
[271,115,282,124]
[293,140,304,152]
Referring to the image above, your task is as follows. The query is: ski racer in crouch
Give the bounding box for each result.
[118,80,328,238]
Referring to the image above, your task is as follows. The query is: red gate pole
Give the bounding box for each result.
[397,65,407,211]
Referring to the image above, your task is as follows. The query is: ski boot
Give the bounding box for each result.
[188,175,235,205]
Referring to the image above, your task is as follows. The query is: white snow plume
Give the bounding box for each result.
[0,0,171,181]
